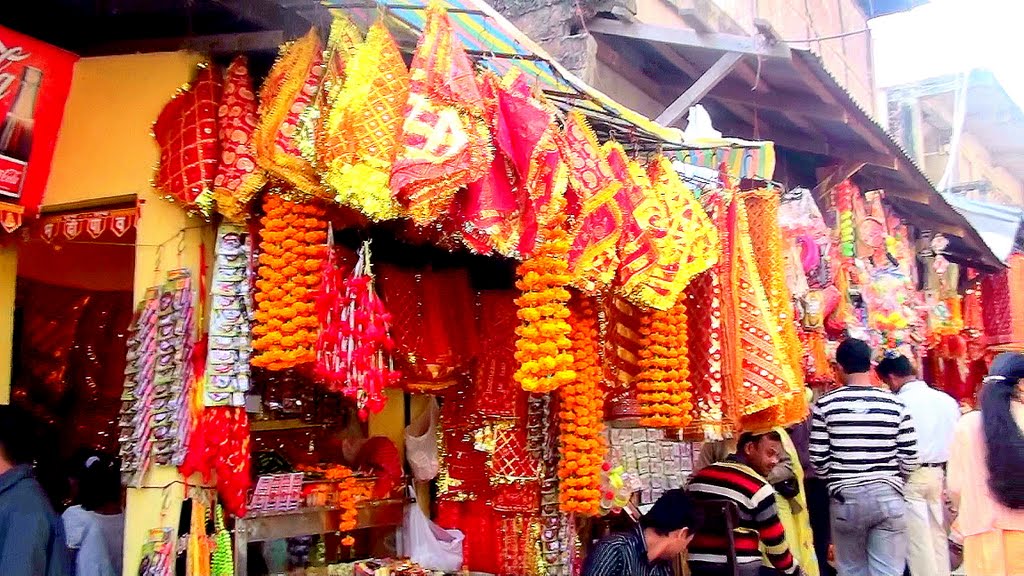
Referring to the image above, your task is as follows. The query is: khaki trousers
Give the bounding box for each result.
[905,467,951,576]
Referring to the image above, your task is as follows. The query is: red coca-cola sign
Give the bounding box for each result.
[0,26,76,220]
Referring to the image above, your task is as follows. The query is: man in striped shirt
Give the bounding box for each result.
[687,430,801,576]
[582,488,698,576]
[810,338,919,576]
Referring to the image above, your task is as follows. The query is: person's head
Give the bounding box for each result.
[76,454,122,513]
[639,488,700,561]
[835,338,873,384]
[735,430,784,478]
[875,353,917,391]
[0,404,33,473]
[980,352,1024,509]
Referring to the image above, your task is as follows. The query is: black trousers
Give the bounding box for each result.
[805,476,836,576]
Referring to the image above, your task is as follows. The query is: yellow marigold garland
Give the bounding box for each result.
[513,195,575,393]
[557,297,606,516]
[252,192,328,370]
[636,299,694,429]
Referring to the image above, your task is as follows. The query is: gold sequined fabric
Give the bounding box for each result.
[322,21,410,221]
[253,29,326,199]
[390,1,493,225]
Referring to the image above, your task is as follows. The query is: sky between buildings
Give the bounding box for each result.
[870,0,1024,104]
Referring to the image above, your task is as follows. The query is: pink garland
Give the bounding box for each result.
[316,239,399,419]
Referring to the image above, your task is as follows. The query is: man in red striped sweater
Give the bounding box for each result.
[687,430,802,576]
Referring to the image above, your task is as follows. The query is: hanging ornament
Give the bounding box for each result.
[211,504,232,576]
[318,240,400,419]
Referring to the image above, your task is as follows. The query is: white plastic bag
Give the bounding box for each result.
[404,397,439,481]
[402,498,463,571]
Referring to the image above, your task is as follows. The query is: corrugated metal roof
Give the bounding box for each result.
[588,22,1001,269]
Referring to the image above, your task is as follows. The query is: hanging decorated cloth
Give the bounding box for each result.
[684,190,734,440]
[153,63,221,217]
[253,29,326,199]
[561,112,622,294]
[456,72,522,256]
[376,264,477,391]
[322,21,410,221]
[741,188,806,423]
[213,56,266,222]
[179,406,252,517]
[317,11,363,140]
[731,195,801,430]
[496,70,564,255]
[391,1,492,225]
[647,155,720,291]
[602,294,645,389]
[602,142,662,307]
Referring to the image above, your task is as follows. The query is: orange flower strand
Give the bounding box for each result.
[557,298,607,516]
[636,298,693,429]
[513,197,575,393]
[251,192,328,370]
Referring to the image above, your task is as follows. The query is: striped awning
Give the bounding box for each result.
[329,0,719,148]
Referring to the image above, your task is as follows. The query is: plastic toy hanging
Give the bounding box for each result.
[316,236,400,419]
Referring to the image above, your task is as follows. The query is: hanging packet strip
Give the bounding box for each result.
[204,223,253,407]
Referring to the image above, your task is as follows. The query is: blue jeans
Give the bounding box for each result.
[830,482,908,576]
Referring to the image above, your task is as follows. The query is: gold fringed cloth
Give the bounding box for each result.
[602,142,660,305]
[391,1,492,225]
[731,195,800,431]
[646,156,720,291]
[561,112,622,293]
[213,56,266,223]
[457,72,521,256]
[496,70,564,255]
[316,12,363,179]
[602,294,645,390]
[322,21,410,221]
[153,63,221,217]
[741,188,807,425]
[253,29,325,199]
[683,189,732,440]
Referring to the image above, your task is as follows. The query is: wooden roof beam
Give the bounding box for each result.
[84,30,286,56]
[587,18,792,59]
[595,43,681,105]
[656,52,743,126]
[213,0,310,36]
[709,84,849,122]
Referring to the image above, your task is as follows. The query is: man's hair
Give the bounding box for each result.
[836,338,872,374]
[0,404,33,465]
[736,430,782,452]
[79,454,122,511]
[640,488,702,535]
[875,354,916,380]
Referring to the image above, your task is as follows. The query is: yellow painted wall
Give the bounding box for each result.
[0,243,15,404]
[33,50,418,575]
[45,51,209,576]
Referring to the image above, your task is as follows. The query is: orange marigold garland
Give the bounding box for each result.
[513,195,574,393]
[252,192,328,370]
[557,297,606,516]
[636,300,694,429]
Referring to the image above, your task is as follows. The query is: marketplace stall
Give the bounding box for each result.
[113,1,817,574]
